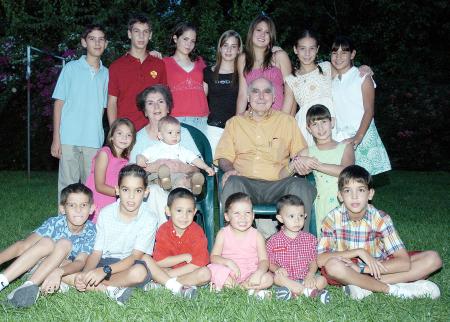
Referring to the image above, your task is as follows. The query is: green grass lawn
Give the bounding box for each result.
[0,171,448,321]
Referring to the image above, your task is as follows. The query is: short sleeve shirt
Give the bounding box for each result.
[108,53,167,131]
[142,141,200,164]
[163,57,208,117]
[153,221,209,268]
[35,215,96,258]
[52,55,108,148]
[129,126,200,163]
[266,230,317,280]
[94,200,159,259]
[214,111,306,181]
[318,204,405,261]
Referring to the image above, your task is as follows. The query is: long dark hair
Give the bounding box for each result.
[293,29,323,76]
[213,30,242,84]
[169,22,199,62]
[244,15,276,75]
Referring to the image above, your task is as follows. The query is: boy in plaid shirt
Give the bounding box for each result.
[317,165,442,300]
[267,195,329,303]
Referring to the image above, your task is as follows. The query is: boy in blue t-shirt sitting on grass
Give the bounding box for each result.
[0,183,96,308]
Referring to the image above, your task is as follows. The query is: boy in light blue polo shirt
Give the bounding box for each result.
[51,23,109,202]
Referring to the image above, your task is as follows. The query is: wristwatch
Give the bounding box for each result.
[103,265,112,280]
[358,262,366,274]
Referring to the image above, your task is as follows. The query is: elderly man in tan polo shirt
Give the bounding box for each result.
[215,77,317,238]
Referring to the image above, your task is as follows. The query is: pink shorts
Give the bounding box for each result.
[208,263,254,290]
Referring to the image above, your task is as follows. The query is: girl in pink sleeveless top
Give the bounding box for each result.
[85,118,136,223]
[236,15,293,115]
[209,193,273,299]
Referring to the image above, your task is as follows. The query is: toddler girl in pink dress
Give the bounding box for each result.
[208,192,273,299]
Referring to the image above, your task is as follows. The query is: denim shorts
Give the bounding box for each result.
[97,257,152,288]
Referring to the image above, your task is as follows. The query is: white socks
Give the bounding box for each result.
[0,274,9,291]
[303,287,314,297]
[165,278,183,294]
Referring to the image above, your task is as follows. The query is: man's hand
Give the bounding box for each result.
[222,170,239,187]
[291,156,318,175]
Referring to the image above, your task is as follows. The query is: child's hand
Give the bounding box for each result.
[149,50,162,59]
[248,271,263,287]
[41,268,64,294]
[358,250,387,280]
[274,267,288,278]
[205,167,215,176]
[84,267,106,287]
[74,273,87,292]
[226,259,241,279]
[183,253,193,263]
[303,275,316,289]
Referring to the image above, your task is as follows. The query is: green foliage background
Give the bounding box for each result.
[0,0,449,170]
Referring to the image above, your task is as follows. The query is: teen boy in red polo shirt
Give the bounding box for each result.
[153,188,211,287]
[107,13,167,131]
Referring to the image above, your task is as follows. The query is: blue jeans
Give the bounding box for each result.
[176,116,208,134]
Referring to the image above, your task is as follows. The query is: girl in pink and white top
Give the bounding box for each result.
[285,30,373,146]
[85,118,136,222]
[208,193,273,299]
[163,22,208,134]
[236,15,293,115]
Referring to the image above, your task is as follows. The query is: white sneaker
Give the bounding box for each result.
[343,284,373,300]
[390,280,440,300]
[178,286,197,299]
[105,286,133,305]
[413,280,440,299]
[143,281,163,292]
[248,289,272,300]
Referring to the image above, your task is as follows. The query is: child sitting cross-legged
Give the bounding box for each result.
[0,183,96,308]
[73,164,160,305]
[137,116,215,196]
[267,195,330,303]
[318,165,442,300]
[149,188,211,294]
[209,192,273,299]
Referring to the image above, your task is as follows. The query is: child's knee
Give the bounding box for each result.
[129,263,149,284]
[54,239,72,253]
[316,275,328,288]
[324,258,347,279]
[196,267,211,284]
[425,251,442,271]
[37,237,55,253]
[261,272,273,285]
